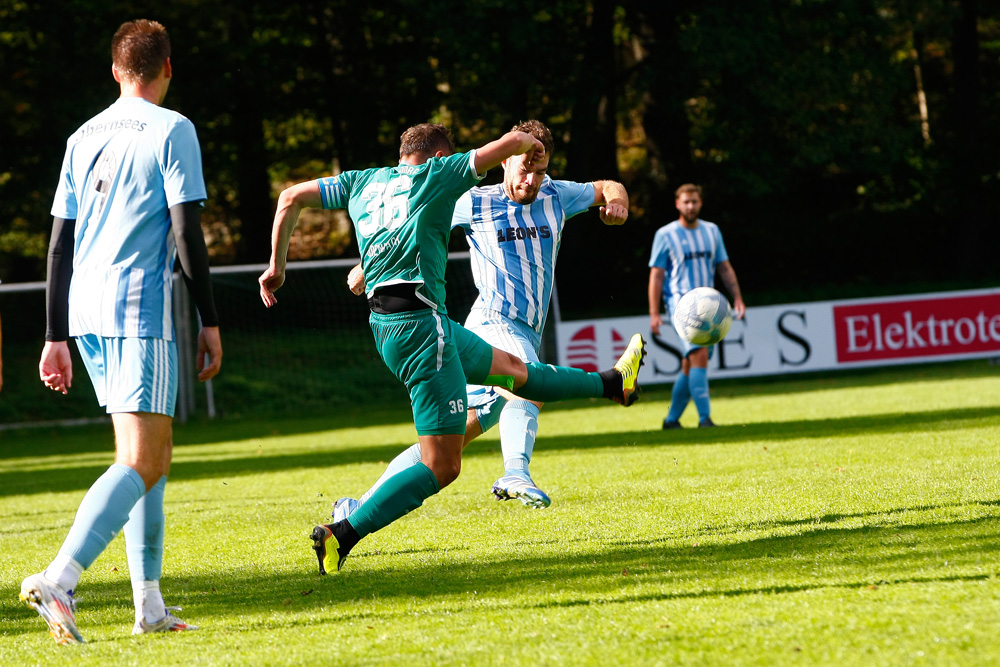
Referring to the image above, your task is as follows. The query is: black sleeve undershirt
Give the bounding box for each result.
[171,201,220,327]
[45,217,75,341]
[44,205,219,340]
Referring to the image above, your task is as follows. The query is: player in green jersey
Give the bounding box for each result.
[258,123,645,574]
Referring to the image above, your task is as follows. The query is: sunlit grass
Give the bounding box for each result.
[1,361,998,665]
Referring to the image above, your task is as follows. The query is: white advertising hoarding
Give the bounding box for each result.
[556,288,1000,385]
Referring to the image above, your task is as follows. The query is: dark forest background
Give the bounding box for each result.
[2,0,998,319]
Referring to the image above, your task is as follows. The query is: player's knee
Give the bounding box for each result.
[690,348,709,367]
[507,356,528,388]
[435,458,462,488]
[121,461,165,492]
[491,348,525,378]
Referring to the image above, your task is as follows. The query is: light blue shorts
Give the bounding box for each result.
[463,308,541,429]
[76,335,178,416]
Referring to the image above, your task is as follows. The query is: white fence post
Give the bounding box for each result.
[172,273,195,422]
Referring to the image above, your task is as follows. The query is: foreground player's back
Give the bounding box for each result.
[55,97,206,340]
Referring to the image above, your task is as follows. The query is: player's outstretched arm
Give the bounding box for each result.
[474,131,545,175]
[648,267,665,335]
[716,260,745,319]
[592,180,629,226]
[259,180,322,307]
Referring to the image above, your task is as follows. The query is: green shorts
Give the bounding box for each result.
[370,309,494,435]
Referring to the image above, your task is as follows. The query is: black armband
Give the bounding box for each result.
[45,217,75,341]
[170,201,220,327]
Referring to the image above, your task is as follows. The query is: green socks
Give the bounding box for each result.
[347,462,440,538]
[515,362,605,402]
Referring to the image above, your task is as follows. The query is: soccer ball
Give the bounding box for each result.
[671,287,733,346]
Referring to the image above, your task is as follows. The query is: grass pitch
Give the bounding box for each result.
[1,361,998,666]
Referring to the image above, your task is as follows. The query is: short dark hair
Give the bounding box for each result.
[511,120,554,156]
[112,19,171,85]
[399,123,455,159]
[675,183,703,199]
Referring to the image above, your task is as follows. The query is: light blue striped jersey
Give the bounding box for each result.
[51,97,207,340]
[453,177,594,333]
[648,220,730,303]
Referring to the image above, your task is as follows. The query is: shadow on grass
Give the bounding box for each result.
[1,405,997,498]
[2,507,998,640]
[0,404,418,457]
[4,357,996,446]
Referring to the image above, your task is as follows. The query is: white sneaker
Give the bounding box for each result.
[491,475,551,509]
[19,572,85,645]
[132,607,198,634]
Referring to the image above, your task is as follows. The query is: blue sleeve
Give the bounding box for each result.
[714,226,729,265]
[318,173,353,209]
[649,229,669,269]
[551,180,595,219]
[452,191,473,230]
[50,143,78,219]
[162,119,207,207]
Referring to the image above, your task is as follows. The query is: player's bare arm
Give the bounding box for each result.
[648,267,665,335]
[592,180,629,226]
[259,180,323,307]
[474,131,545,175]
[716,260,746,319]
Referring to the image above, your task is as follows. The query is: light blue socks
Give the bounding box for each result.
[666,372,691,422]
[499,399,540,479]
[46,463,146,591]
[124,475,166,582]
[689,367,711,421]
[124,475,167,623]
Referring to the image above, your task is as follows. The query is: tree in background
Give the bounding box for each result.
[1,1,997,312]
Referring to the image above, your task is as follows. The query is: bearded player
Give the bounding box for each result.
[337,120,629,515]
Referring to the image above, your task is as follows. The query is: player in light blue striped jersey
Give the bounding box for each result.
[22,20,220,644]
[648,183,745,429]
[340,120,629,511]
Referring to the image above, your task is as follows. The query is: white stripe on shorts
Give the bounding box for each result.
[155,338,168,414]
[432,312,445,371]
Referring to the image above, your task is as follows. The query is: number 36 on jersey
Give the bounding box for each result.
[356,176,413,238]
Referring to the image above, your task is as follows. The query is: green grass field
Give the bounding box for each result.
[1,361,999,666]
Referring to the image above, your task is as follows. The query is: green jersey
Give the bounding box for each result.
[318,151,482,313]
